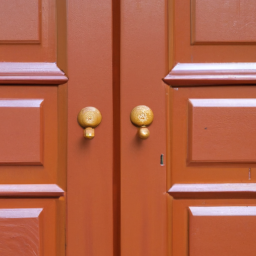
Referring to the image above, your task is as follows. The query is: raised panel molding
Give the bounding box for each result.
[191,0,256,44]
[0,63,68,85]
[0,184,64,197]
[169,183,256,199]
[0,0,40,43]
[0,208,42,256]
[164,63,256,86]
[189,206,256,256]
[0,99,43,165]
[188,99,256,163]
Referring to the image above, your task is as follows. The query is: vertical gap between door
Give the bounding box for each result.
[112,0,121,255]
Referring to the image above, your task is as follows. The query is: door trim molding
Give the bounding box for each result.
[0,184,64,197]
[169,183,256,198]
[0,62,68,85]
[164,63,256,86]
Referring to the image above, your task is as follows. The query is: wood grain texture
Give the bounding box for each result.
[164,63,256,86]
[0,208,42,256]
[120,0,167,256]
[0,184,64,197]
[189,206,256,256]
[0,0,40,43]
[188,99,256,163]
[169,183,256,198]
[0,99,43,165]
[191,0,256,44]
[0,63,67,85]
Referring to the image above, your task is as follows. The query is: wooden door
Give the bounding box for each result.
[2,0,256,256]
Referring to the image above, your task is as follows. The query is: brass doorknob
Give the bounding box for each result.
[130,105,154,139]
[77,107,102,139]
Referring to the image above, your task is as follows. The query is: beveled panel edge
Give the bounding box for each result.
[0,62,68,85]
[168,183,256,199]
[189,206,256,216]
[163,63,256,86]
[0,208,43,218]
[0,184,64,197]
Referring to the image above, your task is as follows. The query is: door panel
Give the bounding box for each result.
[171,0,256,63]
[0,86,61,184]
[173,199,256,256]
[0,0,56,62]
[170,86,256,184]
[0,198,65,256]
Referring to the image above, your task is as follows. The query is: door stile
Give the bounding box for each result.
[67,1,114,256]
[120,1,168,256]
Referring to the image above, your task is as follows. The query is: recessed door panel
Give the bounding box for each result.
[173,199,256,256]
[170,86,256,184]
[0,86,60,184]
[188,99,256,163]
[0,99,43,165]
[189,206,256,256]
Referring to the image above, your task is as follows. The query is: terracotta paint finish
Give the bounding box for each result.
[170,86,256,184]
[0,0,40,43]
[0,208,42,256]
[0,99,43,165]
[173,199,256,256]
[164,63,256,86]
[0,1,66,256]
[172,0,256,63]
[67,0,113,255]
[0,86,59,184]
[169,183,256,199]
[188,99,256,163]
[120,0,167,255]
[0,63,67,85]
[0,199,63,256]
[189,206,256,256]
[191,0,256,43]
[0,0,55,62]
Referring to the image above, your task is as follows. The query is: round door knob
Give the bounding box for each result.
[77,107,102,139]
[130,105,154,139]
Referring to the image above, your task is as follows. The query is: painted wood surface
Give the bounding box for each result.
[188,99,256,163]
[170,0,256,64]
[0,184,64,197]
[191,0,256,43]
[189,206,256,256]
[0,99,43,165]
[169,183,256,198]
[120,1,167,256]
[0,63,67,84]
[164,63,256,86]
[67,0,114,255]
[169,86,256,184]
[0,208,42,256]
[0,0,56,62]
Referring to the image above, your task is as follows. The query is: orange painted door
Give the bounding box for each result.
[2,1,256,256]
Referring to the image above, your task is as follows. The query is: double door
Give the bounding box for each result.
[1,0,256,256]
